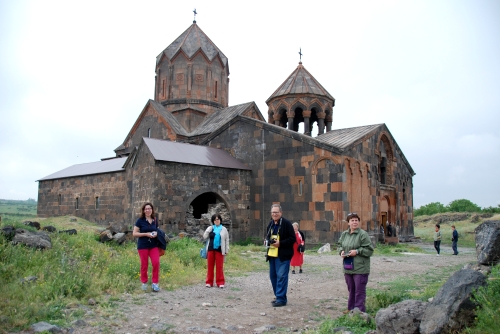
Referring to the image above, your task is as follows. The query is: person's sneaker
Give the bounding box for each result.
[206,284,211,288]
[436,254,440,257]
[299,269,303,273]
[152,283,160,292]
[141,283,148,291]
[292,270,296,274]
[219,285,224,289]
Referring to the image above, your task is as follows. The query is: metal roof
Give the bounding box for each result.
[190,102,261,136]
[143,137,251,170]
[38,157,127,181]
[315,124,383,149]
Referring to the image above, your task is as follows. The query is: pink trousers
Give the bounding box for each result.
[138,247,160,284]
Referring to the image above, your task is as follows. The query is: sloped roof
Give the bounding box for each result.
[190,102,263,136]
[143,137,251,170]
[156,22,228,70]
[315,124,383,149]
[148,100,189,136]
[38,157,127,181]
[266,62,335,103]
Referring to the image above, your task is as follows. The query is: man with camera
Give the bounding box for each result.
[265,204,296,307]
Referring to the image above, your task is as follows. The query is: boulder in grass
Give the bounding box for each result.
[419,269,487,334]
[475,220,500,265]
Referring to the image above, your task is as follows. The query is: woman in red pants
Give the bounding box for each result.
[203,214,229,288]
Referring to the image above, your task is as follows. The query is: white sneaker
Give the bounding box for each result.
[141,283,148,291]
[436,254,440,257]
[152,283,160,292]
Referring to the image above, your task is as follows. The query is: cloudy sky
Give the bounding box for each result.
[1,0,499,209]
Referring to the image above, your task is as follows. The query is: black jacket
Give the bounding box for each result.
[156,228,168,250]
[266,217,296,261]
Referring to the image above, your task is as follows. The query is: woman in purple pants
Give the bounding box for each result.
[338,212,374,313]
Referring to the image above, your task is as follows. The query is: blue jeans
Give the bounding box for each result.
[452,240,458,255]
[269,256,291,304]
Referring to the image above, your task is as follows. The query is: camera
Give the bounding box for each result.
[151,232,156,237]
[345,254,350,258]
[270,238,277,244]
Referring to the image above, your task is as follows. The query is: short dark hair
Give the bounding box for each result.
[211,214,222,224]
[435,224,440,229]
[140,202,155,219]
[346,212,360,221]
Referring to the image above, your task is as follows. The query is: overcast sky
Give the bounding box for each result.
[1,0,499,209]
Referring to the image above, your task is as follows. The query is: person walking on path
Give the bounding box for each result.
[203,214,229,288]
[133,202,162,292]
[291,222,305,274]
[338,212,374,313]
[451,225,459,255]
[434,224,442,256]
[265,204,296,307]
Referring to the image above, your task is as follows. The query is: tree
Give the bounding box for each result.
[447,199,481,213]
[414,202,448,216]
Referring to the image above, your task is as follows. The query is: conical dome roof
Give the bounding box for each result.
[266,62,334,103]
[156,22,228,71]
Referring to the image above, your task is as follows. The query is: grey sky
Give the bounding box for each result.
[1,0,499,208]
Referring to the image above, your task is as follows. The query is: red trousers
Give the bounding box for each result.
[206,250,225,287]
[138,247,160,284]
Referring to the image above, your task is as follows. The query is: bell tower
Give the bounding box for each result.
[154,21,229,133]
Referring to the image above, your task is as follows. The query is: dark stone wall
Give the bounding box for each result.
[37,171,128,224]
[207,119,414,244]
[128,142,252,242]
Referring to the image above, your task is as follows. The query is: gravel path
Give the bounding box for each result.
[66,244,476,334]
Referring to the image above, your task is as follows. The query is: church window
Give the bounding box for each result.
[95,197,99,210]
[75,197,79,210]
[214,81,218,98]
[58,194,61,205]
[162,79,166,98]
[380,157,387,184]
[298,180,303,196]
[148,128,151,138]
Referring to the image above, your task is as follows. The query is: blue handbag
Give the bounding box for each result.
[200,240,208,259]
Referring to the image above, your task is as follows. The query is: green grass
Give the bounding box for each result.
[0,216,264,332]
[412,213,500,248]
[0,199,37,219]
[465,265,500,334]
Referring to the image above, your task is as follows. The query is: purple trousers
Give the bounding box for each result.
[344,273,369,312]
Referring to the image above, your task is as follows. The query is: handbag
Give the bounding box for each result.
[297,244,305,253]
[343,256,354,270]
[200,239,208,259]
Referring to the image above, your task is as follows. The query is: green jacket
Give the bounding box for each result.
[338,228,374,274]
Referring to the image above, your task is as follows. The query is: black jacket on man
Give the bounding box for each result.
[266,217,296,261]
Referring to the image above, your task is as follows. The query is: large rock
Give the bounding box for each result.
[12,229,52,249]
[475,220,500,265]
[375,299,427,334]
[419,269,487,334]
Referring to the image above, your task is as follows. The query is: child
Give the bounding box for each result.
[433,224,441,256]
[451,225,459,255]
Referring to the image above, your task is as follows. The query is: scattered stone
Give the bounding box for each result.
[12,229,52,249]
[20,276,38,284]
[88,298,96,306]
[317,243,331,253]
[375,299,427,334]
[23,220,40,230]
[59,229,77,235]
[42,226,57,232]
[254,324,276,333]
[31,321,63,333]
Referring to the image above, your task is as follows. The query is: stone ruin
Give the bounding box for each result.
[183,202,231,241]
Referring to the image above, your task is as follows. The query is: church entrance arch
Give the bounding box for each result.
[182,191,233,238]
[379,197,389,241]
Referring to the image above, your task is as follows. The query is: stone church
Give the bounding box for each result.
[37,20,415,244]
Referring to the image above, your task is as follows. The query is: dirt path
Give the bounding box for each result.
[71,245,476,334]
